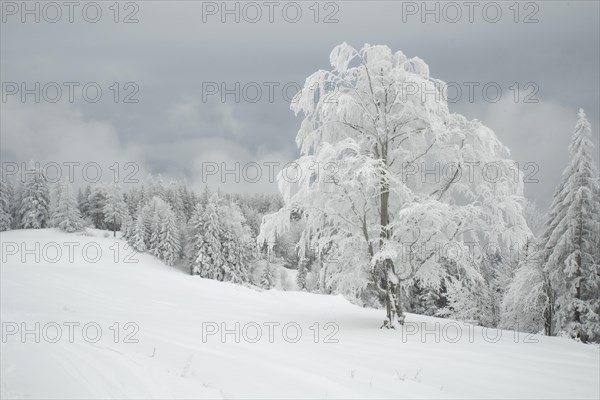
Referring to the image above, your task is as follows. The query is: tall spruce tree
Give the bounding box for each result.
[542,109,600,341]
[88,184,108,229]
[129,211,147,252]
[19,165,50,229]
[103,184,129,237]
[158,206,180,266]
[187,203,205,275]
[51,181,85,233]
[192,193,225,279]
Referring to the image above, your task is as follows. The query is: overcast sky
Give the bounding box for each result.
[1,0,599,210]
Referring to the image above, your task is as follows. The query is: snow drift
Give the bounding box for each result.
[1,229,598,399]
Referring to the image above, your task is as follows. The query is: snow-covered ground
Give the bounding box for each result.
[1,229,598,399]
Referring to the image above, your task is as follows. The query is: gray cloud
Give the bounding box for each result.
[1,1,598,209]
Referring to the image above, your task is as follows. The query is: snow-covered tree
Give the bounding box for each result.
[76,187,88,218]
[261,261,275,290]
[187,203,205,275]
[126,190,140,217]
[19,165,50,229]
[200,186,211,206]
[120,211,134,241]
[483,250,514,327]
[77,185,92,223]
[148,210,162,257]
[50,181,85,232]
[158,206,180,266]
[501,238,551,334]
[187,193,251,282]
[103,184,129,237]
[0,177,13,231]
[220,229,245,283]
[219,200,252,283]
[439,251,508,328]
[542,109,600,342]
[297,258,309,291]
[49,180,62,224]
[88,184,108,229]
[438,275,488,325]
[129,195,183,265]
[419,286,444,316]
[9,181,22,229]
[165,180,185,221]
[137,184,148,211]
[259,43,529,327]
[129,211,147,252]
[190,193,225,279]
[180,185,196,223]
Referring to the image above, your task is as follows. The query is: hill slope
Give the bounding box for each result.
[1,229,598,399]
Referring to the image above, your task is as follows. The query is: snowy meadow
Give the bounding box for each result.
[1,1,599,399]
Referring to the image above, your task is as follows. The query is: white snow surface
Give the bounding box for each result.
[1,229,599,399]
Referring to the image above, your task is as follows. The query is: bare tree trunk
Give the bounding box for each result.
[320,260,328,294]
[571,205,584,340]
[543,302,553,336]
[382,259,404,328]
[380,180,404,328]
[543,276,554,336]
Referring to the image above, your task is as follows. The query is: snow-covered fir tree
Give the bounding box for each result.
[220,229,245,283]
[419,286,444,317]
[77,187,89,218]
[482,250,514,327]
[129,195,182,265]
[297,258,309,291]
[9,181,22,229]
[190,193,225,279]
[165,180,185,222]
[187,203,205,275]
[103,184,129,237]
[158,206,180,266]
[261,261,275,290]
[0,176,13,231]
[139,197,154,244]
[219,200,252,283]
[187,192,251,282]
[123,189,138,217]
[541,109,600,342]
[19,165,50,229]
[77,185,92,223]
[120,211,134,241]
[148,210,162,258]
[49,179,63,225]
[129,211,147,252]
[50,181,86,233]
[88,184,108,229]
[180,185,197,222]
